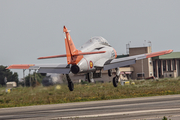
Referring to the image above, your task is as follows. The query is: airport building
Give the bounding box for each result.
[129,46,153,79]
[118,46,180,80]
[152,52,180,78]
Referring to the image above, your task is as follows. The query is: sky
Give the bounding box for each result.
[1,0,180,78]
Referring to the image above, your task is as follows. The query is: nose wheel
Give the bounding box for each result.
[113,76,118,87]
[112,68,120,87]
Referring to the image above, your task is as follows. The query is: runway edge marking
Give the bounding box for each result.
[51,108,180,119]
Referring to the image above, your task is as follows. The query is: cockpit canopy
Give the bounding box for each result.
[88,36,111,46]
[80,36,111,49]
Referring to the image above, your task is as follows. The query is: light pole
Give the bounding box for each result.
[126,41,131,54]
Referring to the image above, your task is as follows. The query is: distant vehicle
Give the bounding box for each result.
[7,26,173,91]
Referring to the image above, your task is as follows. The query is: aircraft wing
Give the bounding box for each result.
[7,64,70,74]
[103,49,173,70]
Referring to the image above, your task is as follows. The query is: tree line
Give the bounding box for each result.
[0,65,18,86]
[0,65,46,87]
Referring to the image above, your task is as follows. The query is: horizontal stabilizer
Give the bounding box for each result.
[73,51,106,56]
[38,54,67,59]
[37,51,106,60]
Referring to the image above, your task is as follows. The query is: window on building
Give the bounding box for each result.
[163,60,166,71]
[137,73,144,78]
[150,72,152,76]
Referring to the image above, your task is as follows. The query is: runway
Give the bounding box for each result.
[1,94,180,120]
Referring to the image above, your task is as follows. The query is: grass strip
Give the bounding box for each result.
[0,78,180,108]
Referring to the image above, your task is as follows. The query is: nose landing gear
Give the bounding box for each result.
[113,75,119,87]
[112,68,120,87]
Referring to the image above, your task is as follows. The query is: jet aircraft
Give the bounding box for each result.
[7,26,173,91]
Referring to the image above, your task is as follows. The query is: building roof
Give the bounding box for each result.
[152,52,180,60]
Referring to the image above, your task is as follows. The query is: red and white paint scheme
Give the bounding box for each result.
[7,26,173,91]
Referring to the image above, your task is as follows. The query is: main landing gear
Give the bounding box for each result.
[108,69,112,77]
[112,68,120,87]
[66,74,74,91]
[86,72,94,83]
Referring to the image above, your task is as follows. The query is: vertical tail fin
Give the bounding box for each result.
[63,26,79,64]
[38,26,105,65]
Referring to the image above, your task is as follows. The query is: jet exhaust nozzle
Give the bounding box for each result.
[71,65,80,74]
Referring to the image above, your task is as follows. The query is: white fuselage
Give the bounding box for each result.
[74,37,116,73]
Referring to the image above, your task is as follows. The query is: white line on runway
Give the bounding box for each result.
[0,99,180,119]
[38,99,180,112]
[52,108,180,119]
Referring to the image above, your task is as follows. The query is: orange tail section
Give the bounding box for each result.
[37,26,106,65]
[63,26,83,65]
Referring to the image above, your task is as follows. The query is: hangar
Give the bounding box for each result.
[152,52,180,78]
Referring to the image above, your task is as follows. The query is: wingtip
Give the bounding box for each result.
[168,49,173,53]
[146,49,173,58]
[6,66,10,69]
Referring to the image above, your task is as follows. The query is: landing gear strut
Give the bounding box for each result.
[66,74,74,91]
[108,69,112,77]
[112,68,120,87]
[87,72,94,83]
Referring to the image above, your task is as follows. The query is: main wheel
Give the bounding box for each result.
[68,82,74,91]
[87,73,90,82]
[113,76,118,87]
[108,69,112,77]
